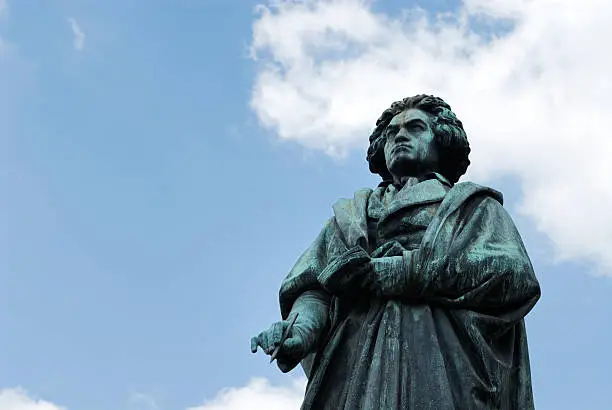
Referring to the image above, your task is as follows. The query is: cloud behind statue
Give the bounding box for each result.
[249,0,612,274]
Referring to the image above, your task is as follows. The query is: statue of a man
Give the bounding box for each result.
[251,95,540,409]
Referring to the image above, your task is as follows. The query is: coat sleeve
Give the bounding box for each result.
[278,218,344,319]
[403,194,540,317]
[278,217,350,376]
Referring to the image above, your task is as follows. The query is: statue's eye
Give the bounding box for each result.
[385,126,399,137]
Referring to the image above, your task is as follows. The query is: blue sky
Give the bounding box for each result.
[1,1,611,409]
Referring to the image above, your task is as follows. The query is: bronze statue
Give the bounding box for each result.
[251,95,540,409]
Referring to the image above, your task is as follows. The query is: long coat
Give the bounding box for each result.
[279,178,541,410]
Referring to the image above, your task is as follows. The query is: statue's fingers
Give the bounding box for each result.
[253,331,269,354]
[261,331,277,355]
[250,336,259,353]
[271,321,284,346]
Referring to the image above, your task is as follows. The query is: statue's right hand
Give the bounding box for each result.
[250,318,313,373]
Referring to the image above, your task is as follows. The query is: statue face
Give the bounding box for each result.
[383,108,439,180]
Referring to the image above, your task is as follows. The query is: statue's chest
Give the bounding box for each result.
[367,202,441,251]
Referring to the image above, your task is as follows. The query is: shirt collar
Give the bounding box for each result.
[378,172,453,189]
[423,172,452,187]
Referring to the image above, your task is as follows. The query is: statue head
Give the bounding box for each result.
[366,94,470,185]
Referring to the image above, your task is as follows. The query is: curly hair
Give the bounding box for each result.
[366,94,470,184]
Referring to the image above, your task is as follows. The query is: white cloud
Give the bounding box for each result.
[67,18,84,51]
[186,378,306,410]
[129,392,159,410]
[250,0,612,274]
[0,388,65,410]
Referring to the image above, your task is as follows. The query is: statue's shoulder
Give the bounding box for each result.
[448,181,504,206]
[332,187,374,207]
[330,187,376,222]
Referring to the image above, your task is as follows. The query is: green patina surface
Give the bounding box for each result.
[251,95,540,410]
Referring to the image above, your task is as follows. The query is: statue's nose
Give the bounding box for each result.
[394,132,410,143]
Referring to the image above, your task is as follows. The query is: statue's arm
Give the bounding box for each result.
[278,218,341,347]
[371,196,540,315]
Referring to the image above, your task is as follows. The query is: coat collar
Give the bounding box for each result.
[376,173,451,224]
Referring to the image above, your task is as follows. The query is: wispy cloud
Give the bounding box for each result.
[187,378,306,410]
[0,387,66,410]
[0,378,305,410]
[250,0,612,275]
[129,392,159,410]
[67,17,84,51]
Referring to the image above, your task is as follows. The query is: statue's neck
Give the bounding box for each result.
[394,175,421,188]
[392,171,437,188]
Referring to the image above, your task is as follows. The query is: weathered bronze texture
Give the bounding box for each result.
[251,95,540,410]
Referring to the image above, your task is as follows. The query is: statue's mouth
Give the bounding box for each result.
[392,144,412,153]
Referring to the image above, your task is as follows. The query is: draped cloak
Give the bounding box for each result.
[279,177,541,410]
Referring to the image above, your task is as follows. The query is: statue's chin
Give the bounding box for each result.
[387,159,419,180]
